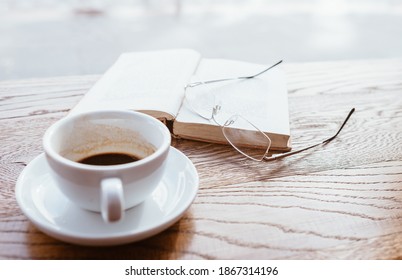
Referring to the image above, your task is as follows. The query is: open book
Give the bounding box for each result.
[71,49,291,151]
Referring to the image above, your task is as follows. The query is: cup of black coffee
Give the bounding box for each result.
[43,110,171,223]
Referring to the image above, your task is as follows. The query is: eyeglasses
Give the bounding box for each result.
[184,60,355,161]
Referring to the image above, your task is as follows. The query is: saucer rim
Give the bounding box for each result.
[15,147,199,246]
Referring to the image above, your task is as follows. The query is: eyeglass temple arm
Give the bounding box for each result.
[184,60,283,89]
[264,108,355,161]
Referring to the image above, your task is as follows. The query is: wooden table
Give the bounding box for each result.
[1,59,401,260]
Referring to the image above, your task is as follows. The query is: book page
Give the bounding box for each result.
[176,58,290,135]
[70,49,201,119]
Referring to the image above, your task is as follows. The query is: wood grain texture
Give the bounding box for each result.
[0,59,401,259]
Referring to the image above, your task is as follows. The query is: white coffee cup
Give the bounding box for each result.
[43,110,171,223]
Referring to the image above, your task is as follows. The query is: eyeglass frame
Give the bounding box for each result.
[183,60,355,161]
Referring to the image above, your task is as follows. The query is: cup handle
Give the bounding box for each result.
[101,178,124,223]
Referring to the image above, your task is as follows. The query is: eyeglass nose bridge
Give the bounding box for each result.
[212,104,221,116]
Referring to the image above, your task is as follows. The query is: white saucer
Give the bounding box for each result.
[15,147,199,246]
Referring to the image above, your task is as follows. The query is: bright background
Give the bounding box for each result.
[1,0,402,80]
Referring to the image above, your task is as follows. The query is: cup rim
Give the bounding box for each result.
[43,110,171,171]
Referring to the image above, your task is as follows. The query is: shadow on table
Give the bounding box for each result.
[26,213,195,260]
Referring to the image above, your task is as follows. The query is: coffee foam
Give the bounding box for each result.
[60,121,156,162]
